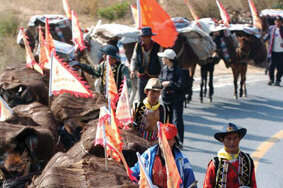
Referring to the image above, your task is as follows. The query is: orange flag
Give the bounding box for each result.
[116,77,133,127]
[21,28,44,75]
[72,10,86,51]
[216,0,230,26]
[0,96,13,121]
[106,57,118,103]
[158,122,182,188]
[44,18,55,69]
[38,26,48,69]
[50,53,93,98]
[248,0,262,30]
[137,152,154,188]
[139,0,178,47]
[62,0,72,20]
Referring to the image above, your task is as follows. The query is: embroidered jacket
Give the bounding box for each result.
[132,100,171,141]
[131,145,197,188]
[203,149,257,188]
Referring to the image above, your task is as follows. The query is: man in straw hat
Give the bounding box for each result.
[203,123,257,188]
[130,27,162,102]
[132,78,171,142]
[131,123,197,188]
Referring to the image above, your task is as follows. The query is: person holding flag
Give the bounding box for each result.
[130,123,197,188]
[130,27,162,102]
[78,44,131,94]
[132,78,171,142]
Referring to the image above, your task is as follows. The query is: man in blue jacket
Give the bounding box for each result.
[131,123,197,188]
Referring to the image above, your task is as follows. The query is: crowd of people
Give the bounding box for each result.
[68,23,264,187]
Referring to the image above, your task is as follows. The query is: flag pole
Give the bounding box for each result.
[48,51,54,107]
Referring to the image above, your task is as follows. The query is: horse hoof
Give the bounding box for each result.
[209,97,213,103]
[200,98,203,103]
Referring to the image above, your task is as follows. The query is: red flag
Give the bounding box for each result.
[62,0,72,20]
[45,18,55,55]
[116,77,133,127]
[72,10,86,51]
[248,0,262,30]
[158,122,182,188]
[21,28,44,75]
[0,96,13,121]
[216,0,230,26]
[38,26,48,69]
[139,0,178,47]
[50,54,93,98]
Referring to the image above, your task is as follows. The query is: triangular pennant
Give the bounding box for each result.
[158,122,182,188]
[62,0,72,20]
[72,10,86,51]
[50,53,93,98]
[130,4,139,28]
[216,0,230,26]
[21,28,44,75]
[248,0,262,30]
[116,77,133,127]
[0,96,13,121]
[139,0,178,47]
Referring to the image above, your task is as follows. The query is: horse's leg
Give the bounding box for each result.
[240,63,248,97]
[186,63,196,104]
[204,65,208,98]
[208,63,215,102]
[231,64,239,99]
[200,65,205,103]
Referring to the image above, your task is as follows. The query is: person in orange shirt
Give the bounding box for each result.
[203,123,257,188]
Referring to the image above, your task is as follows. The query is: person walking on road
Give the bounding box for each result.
[264,16,283,86]
[203,122,257,188]
[158,49,186,149]
[130,27,162,102]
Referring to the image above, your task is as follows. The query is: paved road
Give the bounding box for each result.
[182,72,283,187]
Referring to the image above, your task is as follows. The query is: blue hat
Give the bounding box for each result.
[214,123,247,142]
[140,27,156,37]
[100,44,120,60]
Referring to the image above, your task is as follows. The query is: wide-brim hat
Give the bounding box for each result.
[144,78,163,94]
[139,26,156,37]
[100,44,120,60]
[214,122,247,142]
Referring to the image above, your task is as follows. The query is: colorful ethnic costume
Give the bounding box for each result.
[132,98,171,141]
[203,148,256,188]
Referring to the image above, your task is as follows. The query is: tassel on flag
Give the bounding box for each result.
[0,96,13,121]
[248,0,262,30]
[21,28,44,75]
[139,0,178,47]
[72,10,86,51]
[216,0,230,26]
[49,53,93,98]
[136,152,154,188]
[62,0,72,20]
[116,77,133,128]
[157,122,182,188]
